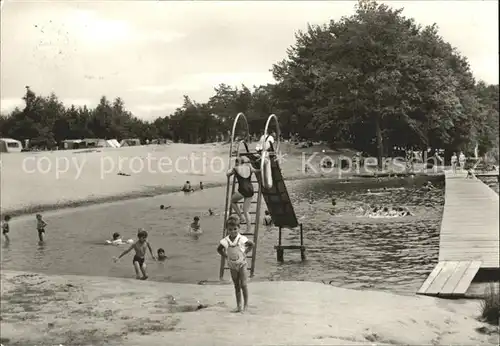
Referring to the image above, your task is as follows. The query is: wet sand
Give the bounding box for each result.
[1,270,498,346]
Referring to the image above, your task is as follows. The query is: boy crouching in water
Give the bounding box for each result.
[114,229,156,280]
[217,216,254,312]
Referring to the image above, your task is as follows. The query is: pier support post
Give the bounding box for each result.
[277,248,284,262]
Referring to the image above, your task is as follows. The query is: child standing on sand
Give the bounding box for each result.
[36,214,47,242]
[217,216,254,312]
[114,229,156,280]
[2,215,11,242]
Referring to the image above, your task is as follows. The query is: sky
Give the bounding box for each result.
[1,0,498,120]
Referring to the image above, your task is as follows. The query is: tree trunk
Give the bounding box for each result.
[375,114,384,169]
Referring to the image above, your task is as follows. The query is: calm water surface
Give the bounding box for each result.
[1,176,444,295]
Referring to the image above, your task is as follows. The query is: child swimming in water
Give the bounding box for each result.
[157,248,167,261]
[217,216,254,312]
[189,216,203,235]
[263,210,273,229]
[114,229,156,280]
[2,215,11,242]
[181,181,194,192]
[105,232,133,245]
[36,214,47,242]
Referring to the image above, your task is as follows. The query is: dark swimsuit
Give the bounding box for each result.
[133,255,145,267]
[235,169,254,198]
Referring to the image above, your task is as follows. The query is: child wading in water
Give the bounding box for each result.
[157,248,167,261]
[263,210,273,229]
[217,216,254,312]
[114,229,156,280]
[2,215,11,242]
[36,214,47,242]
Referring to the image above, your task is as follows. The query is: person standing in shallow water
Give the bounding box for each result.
[36,214,47,242]
[2,215,11,243]
[226,156,260,233]
[114,229,156,280]
[263,210,273,230]
[181,181,194,192]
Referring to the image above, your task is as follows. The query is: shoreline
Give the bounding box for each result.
[1,143,450,216]
[1,270,497,346]
[1,171,443,218]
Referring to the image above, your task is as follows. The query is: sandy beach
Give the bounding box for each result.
[1,270,498,346]
[0,143,370,215]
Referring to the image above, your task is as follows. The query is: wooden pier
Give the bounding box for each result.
[418,171,499,297]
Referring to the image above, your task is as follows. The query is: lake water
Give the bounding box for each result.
[478,176,499,195]
[1,176,444,295]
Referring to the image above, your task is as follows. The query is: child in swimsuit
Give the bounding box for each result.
[226,156,260,232]
[263,210,273,230]
[189,217,203,238]
[217,216,254,312]
[181,181,194,192]
[157,248,167,261]
[2,215,11,242]
[106,232,133,245]
[114,229,156,280]
[106,232,123,245]
[36,214,47,242]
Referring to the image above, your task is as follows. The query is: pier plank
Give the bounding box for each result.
[440,261,473,295]
[425,261,459,295]
[417,261,445,295]
[453,261,482,295]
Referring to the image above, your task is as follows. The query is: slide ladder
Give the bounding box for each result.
[219,113,264,280]
[219,113,303,281]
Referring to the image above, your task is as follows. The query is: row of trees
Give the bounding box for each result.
[1,0,498,161]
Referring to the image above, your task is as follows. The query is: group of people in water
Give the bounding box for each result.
[2,213,47,244]
[181,180,203,193]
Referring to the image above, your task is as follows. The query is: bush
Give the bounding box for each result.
[480,283,500,325]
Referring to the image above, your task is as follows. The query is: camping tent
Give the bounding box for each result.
[108,139,121,148]
[62,139,85,150]
[120,138,141,147]
[0,138,23,153]
[96,139,121,148]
